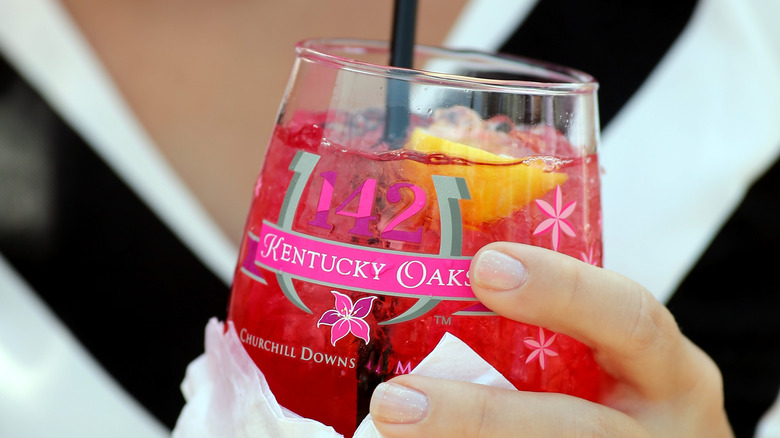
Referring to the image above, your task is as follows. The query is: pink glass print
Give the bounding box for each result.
[380,182,425,243]
[533,185,577,251]
[256,222,475,299]
[309,172,426,244]
[335,177,377,237]
[317,291,376,346]
[580,246,597,265]
[309,171,337,231]
[253,176,263,197]
[524,327,559,370]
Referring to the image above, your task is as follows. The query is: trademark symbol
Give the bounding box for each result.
[434,315,452,325]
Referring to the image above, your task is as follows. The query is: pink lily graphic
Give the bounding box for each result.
[317,291,376,346]
[524,327,558,370]
[533,185,576,251]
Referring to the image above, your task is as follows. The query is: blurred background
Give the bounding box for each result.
[2,1,780,437]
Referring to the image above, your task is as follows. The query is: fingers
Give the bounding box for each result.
[368,244,733,438]
[370,375,648,438]
[468,243,712,400]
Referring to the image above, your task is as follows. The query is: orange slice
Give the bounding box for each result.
[404,128,567,226]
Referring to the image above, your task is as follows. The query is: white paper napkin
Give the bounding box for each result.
[172,318,516,438]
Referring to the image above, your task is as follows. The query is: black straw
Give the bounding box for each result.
[389,0,417,69]
[384,0,417,147]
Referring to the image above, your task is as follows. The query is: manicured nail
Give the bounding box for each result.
[473,250,528,290]
[370,382,429,424]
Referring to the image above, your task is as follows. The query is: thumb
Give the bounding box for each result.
[369,375,643,438]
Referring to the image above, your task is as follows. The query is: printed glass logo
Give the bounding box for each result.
[241,150,481,325]
[317,291,376,346]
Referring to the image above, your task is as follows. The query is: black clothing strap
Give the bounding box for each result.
[668,156,780,438]
[0,55,229,429]
[500,0,699,129]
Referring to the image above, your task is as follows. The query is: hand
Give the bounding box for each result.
[369,242,734,437]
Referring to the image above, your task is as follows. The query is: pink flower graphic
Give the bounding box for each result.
[524,328,558,370]
[533,185,576,251]
[580,246,597,266]
[253,177,262,197]
[317,291,376,346]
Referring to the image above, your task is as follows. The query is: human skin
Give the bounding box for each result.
[370,242,735,437]
[60,0,467,245]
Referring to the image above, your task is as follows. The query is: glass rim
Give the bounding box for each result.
[296,38,598,95]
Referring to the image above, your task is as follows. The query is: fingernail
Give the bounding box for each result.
[473,250,528,290]
[370,382,429,424]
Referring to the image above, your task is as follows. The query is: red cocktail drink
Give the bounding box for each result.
[227,40,604,436]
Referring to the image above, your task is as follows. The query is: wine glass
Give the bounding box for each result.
[227,38,602,436]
